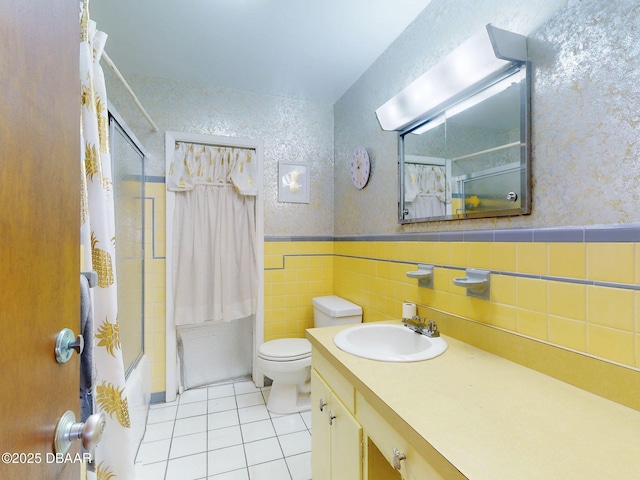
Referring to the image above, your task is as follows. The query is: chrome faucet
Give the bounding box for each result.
[425,320,440,337]
[402,316,440,337]
[403,315,425,333]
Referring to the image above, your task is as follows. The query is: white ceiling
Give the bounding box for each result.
[90,0,432,104]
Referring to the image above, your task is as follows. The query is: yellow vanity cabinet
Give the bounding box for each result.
[308,324,640,479]
[357,392,447,480]
[311,368,363,479]
[310,346,455,480]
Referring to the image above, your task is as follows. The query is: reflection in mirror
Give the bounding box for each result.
[399,66,529,223]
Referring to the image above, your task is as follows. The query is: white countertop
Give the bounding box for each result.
[307,322,640,479]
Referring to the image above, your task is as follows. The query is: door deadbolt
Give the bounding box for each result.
[55,328,84,363]
[54,410,106,454]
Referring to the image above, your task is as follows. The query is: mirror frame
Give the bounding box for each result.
[397,63,531,224]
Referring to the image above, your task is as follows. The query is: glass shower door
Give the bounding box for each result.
[110,111,145,377]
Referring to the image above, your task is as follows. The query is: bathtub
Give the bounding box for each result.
[124,353,151,451]
[177,317,253,390]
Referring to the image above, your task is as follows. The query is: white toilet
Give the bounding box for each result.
[257,295,362,414]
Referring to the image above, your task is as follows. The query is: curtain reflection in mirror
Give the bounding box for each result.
[404,163,447,218]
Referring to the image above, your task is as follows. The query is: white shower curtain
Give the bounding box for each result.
[80,2,135,478]
[404,163,447,218]
[168,142,258,325]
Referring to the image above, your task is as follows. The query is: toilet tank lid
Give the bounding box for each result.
[312,295,362,317]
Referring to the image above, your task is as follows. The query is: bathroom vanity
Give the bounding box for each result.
[307,322,640,479]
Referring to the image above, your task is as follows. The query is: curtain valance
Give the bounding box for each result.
[167,142,257,195]
[404,163,446,203]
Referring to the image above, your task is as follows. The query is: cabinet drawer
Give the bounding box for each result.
[356,391,447,480]
[312,347,355,413]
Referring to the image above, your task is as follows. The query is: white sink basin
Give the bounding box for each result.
[333,323,447,362]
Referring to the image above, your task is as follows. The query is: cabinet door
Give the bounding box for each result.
[311,369,364,480]
[330,392,363,480]
[311,370,332,479]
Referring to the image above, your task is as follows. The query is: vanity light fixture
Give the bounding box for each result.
[409,114,445,136]
[375,24,528,132]
[409,72,521,136]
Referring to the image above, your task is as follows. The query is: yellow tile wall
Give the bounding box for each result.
[332,239,640,372]
[264,241,334,341]
[143,181,166,394]
[140,179,640,394]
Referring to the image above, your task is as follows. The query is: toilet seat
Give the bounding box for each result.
[258,338,311,362]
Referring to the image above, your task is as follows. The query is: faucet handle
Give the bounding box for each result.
[426,320,440,337]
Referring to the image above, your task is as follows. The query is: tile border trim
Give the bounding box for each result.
[266,223,640,243]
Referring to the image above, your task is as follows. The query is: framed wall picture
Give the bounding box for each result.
[278,161,310,203]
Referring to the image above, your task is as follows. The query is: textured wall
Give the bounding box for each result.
[104,73,335,236]
[334,0,640,234]
[102,1,640,396]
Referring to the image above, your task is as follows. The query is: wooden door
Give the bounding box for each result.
[0,1,80,479]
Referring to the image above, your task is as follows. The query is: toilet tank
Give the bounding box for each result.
[312,295,362,327]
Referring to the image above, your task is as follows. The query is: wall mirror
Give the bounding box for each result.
[375,24,531,224]
[399,65,530,222]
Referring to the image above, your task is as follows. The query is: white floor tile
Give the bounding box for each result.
[278,431,311,457]
[170,431,207,459]
[286,452,311,480]
[260,387,271,404]
[150,398,179,409]
[141,381,311,480]
[272,414,306,436]
[208,444,247,476]
[247,458,291,480]
[180,387,209,404]
[208,384,235,399]
[143,420,174,442]
[147,405,178,424]
[165,452,207,480]
[236,392,265,408]
[238,405,270,424]
[177,400,208,419]
[234,380,260,395]
[174,414,207,437]
[136,438,171,464]
[208,425,243,450]
[209,410,240,430]
[135,460,167,479]
[208,395,237,413]
[208,468,250,479]
[244,437,283,466]
[240,419,276,443]
[300,411,312,431]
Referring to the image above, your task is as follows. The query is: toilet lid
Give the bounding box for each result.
[258,338,311,362]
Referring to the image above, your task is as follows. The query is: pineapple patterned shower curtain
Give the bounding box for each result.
[80,2,136,478]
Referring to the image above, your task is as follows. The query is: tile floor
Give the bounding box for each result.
[135,380,312,480]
